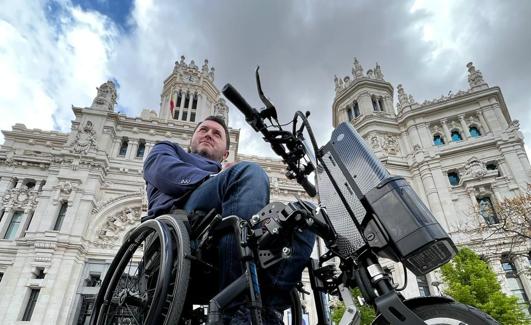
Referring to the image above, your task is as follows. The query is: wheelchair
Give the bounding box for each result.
[90,207,306,325]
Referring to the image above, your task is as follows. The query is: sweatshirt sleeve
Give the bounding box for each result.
[143,142,213,197]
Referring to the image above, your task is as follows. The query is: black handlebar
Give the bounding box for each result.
[222,84,256,121]
[222,82,316,198]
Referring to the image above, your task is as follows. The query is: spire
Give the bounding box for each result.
[467,62,488,91]
[396,84,417,114]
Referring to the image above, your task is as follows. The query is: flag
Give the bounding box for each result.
[170,97,175,117]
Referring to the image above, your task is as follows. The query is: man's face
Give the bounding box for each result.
[190,120,229,162]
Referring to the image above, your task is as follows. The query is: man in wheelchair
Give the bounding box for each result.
[143,116,315,324]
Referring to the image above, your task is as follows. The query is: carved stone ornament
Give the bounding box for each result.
[214,98,229,123]
[2,187,38,211]
[370,135,381,150]
[464,157,487,179]
[91,80,117,111]
[382,135,400,155]
[53,180,78,204]
[374,63,384,80]
[94,207,142,248]
[72,121,96,155]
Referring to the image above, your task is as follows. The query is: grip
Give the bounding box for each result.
[222,83,256,121]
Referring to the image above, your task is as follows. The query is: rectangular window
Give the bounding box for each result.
[22,288,40,321]
[4,211,23,240]
[0,272,4,283]
[53,203,68,231]
[182,110,188,121]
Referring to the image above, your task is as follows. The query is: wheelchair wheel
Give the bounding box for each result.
[373,300,500,325]
[91,219,175,325]
[156,215,192,323]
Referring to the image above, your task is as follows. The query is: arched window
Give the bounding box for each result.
[53,202,68,231]
[353,101,360,117]
[136,139,146,158]
[433,134,445,146]
[447,171,460,186]
[347,106,353,121]
[25,180,36,189]
[451,130,462,141]
[118,138,128,156]
[477,196,499,225]
[469,126,481,137]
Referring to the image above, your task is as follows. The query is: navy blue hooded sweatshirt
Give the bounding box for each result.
[143,141,222,217]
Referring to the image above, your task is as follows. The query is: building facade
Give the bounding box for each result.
[0,56,529,324]
[333,58,531,309]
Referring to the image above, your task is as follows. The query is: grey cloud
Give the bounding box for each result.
[107,0,531,156]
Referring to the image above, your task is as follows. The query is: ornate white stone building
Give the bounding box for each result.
[0,56,529,324]
[333,58,531,311]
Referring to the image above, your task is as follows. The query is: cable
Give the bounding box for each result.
[395,262,408,291]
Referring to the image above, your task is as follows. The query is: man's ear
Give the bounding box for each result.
[223,150,229,161]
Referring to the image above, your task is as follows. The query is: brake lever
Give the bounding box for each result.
[255,66,278,122]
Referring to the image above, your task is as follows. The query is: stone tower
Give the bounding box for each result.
[160,56,229,124]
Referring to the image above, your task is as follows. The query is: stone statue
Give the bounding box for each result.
[334,75,339,90]
[352,57,364,79]
[467,62,487,88]
[202,59,209,74]
[374,63,384,79]
[209,67,215,81]
[366,69,374,79]
[91,80,117,111]
[72,121,97,155]
[397,84,409,106]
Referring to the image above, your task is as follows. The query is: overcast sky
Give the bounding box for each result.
[1,0,530,158]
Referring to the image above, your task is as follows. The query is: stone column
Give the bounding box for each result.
[0,176,13,195]
[128,139,139,160]
[458,115,469,139]
[358,92,373,115]
[476,111,490,134]
[441,119,452,143]
[418,123,434,148]
[178,89,186,120]
[488,256,511,295]
[112,139,121,157]
[144,142,154,162]
[418,162,446,226]
[514,256,531,300]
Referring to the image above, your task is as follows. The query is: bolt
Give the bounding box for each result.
[272,228,279,234]
[251,214,260,225]
[366,233,375,241]
[282,247,291,256]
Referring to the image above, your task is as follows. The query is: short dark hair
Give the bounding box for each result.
[193,115,230,150]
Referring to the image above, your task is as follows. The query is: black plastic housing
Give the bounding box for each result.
[364,177,457,275]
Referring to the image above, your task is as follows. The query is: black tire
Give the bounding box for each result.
[156,215,192,324]
[91,219,174,325]
[373,301,500,325]
[289,288,303,325]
